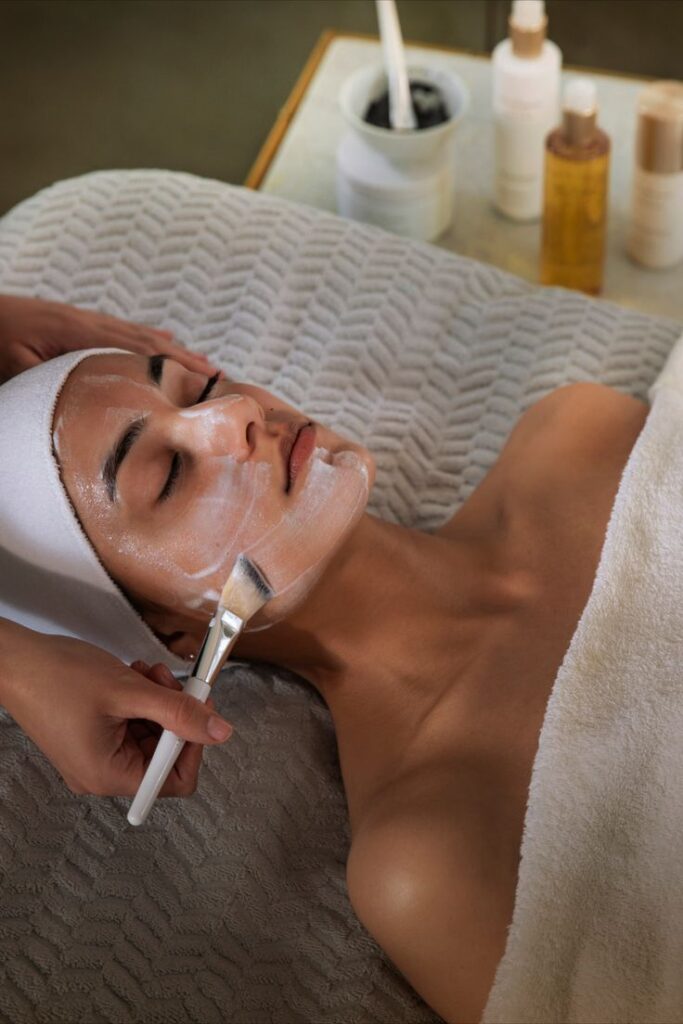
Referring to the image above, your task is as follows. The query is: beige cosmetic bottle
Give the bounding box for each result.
[627,81,683,269]
[492,0,562,221]
[540,78,610,295]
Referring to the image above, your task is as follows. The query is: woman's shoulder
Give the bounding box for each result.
[501,382,650,483]
[438,383,648,542]
[533,381,648,426]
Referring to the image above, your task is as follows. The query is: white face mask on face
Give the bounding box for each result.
[55,356,374,632]
[124,434,370,630]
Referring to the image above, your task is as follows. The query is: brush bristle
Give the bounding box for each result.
[219,554,274,621]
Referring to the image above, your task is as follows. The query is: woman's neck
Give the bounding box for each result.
[234,511,510,717]
[233,509,523,829]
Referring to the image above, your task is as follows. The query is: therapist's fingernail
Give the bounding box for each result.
[208,716,233,741]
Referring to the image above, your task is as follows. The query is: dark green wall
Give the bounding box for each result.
[1,0,680,216]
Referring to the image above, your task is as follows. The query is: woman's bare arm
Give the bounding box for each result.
[347,808,511,1024]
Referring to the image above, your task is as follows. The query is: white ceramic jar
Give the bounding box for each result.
[336,62,469,242]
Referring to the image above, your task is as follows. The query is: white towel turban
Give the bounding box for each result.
[0,350,188,672]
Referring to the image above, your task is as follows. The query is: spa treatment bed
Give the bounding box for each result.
[0,170,681,1024]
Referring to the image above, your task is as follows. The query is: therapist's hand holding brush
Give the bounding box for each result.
[0,618,233,798]
[0,292,231,800]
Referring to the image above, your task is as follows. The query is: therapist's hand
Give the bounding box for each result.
[0,293,220,383]
[0,624,233,799]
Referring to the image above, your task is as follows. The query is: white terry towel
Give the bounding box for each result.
[483,331,683,1024]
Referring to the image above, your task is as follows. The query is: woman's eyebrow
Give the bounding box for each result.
[148,354,167,385]
[102,417,147,502]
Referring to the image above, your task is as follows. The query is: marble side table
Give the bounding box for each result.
[246,31,682,322]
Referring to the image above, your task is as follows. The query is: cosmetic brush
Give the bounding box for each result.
[127,553,273,826]
[376,0,417,130]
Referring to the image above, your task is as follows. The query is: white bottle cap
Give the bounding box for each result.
[564,77,597,116]
[511,0,545,30]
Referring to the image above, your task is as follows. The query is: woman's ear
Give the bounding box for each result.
[138,605,207,661]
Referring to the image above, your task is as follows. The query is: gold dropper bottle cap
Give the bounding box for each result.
[562,78,598,146]
[636,81,683,173]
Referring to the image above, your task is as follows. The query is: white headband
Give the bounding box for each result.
[0,349,188,672]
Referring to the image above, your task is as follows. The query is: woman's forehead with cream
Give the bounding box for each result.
[56,350,140,410]
[52,354,156,518]
[55,352,148,421]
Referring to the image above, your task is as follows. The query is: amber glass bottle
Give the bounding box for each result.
[540,78,610,294]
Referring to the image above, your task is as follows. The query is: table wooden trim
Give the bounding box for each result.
[244,28,657,191]
[244,29,336,189]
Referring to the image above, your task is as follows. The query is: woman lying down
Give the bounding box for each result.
[1,340,682,1024]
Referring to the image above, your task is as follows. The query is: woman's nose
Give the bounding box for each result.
[165,393,264,459]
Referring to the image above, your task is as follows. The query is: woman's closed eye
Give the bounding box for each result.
[159,452,181,503]
[195,371,220,405]
[157,372,221,503]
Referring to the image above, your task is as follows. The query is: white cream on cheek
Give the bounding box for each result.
[137,445,369,627]
[56,372,266,612]
[239,447,369,626]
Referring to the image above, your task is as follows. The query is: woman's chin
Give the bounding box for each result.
[332,443,376,490]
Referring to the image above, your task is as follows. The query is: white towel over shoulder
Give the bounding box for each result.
[483,332,683,1024]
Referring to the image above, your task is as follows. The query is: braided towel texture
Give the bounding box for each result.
[0,170,679,1024]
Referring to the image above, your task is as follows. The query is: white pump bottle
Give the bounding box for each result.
[492,0,562,220]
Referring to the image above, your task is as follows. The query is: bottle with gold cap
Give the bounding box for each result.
[627,81,683,269]
[540,78,610,295]
[492,0,562,221]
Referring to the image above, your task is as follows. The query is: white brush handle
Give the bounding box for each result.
[127,675,212,827]
[376,0,417,130]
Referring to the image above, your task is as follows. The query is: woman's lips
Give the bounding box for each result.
[286,422,315,491]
